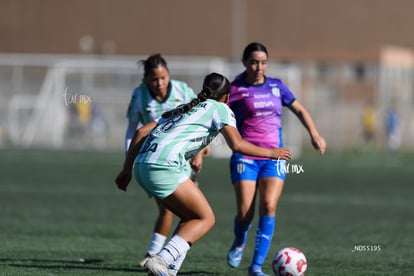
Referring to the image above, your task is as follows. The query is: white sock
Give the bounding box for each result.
[147,232,167,255]
[168,250,187,276]
[159,235,190,265]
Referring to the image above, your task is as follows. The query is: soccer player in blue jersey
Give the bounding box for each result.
[116,72,292,276]
[226,42,327,276]
[125,54,209,269]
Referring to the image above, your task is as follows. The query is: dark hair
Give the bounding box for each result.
[161,72,230,118]
[138,53,169,79]
[242,42,268,61]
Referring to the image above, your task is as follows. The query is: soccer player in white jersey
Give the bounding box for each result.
[125,54,209,269]
[116,72,292,276]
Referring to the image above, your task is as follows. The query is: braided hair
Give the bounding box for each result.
[161,72,230,119]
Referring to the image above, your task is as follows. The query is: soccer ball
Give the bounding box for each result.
[272,247,307,276]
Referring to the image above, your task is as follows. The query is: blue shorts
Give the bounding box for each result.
[230,154,286,182]
[134,162,189,199]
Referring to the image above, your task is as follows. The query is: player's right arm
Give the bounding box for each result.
[116,121,157,191]
[220,125,292,160]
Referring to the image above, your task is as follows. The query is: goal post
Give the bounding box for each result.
[2,54,302,156]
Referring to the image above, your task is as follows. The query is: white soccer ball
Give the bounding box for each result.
[272,247,307,276]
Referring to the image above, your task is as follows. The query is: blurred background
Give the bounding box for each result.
[1,2,413,275]
[1,0,414,156]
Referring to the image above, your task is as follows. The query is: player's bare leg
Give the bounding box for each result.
[140,199,174,267]
[144,179,215,275]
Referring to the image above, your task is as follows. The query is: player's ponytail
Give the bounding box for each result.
[161,72,230,119]
[161,96,203,119]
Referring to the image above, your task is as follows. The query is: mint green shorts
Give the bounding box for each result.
[133,162,190,199]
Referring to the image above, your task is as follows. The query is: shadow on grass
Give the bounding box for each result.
[0,258,142,273]
[0,258,221,275]
[178,271,222,275]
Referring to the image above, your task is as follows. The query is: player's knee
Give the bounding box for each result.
[206,214,215,231]
[260,202,277,215]
[203,209,215,230]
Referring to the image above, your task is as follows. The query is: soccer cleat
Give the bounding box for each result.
[143,255,171,276]
[139,253,153,268]
[248,268,269,276]
[227,246,244,268]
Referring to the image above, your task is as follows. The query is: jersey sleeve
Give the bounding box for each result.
[175,80,196,102]
[125,120,137,151]
[279,80,296,106]
[125,86,143,150]
[212,102,237,130]
[126,87,141,123]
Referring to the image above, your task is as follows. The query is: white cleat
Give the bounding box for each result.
[144,255,171,276]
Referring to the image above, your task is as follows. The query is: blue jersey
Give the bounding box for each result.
[228,72,296,159]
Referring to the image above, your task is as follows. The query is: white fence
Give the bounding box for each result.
[3,53,413,154]
[0,54,303,157]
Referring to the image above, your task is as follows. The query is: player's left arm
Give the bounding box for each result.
[189,146,211,173]
[288,100,327,155]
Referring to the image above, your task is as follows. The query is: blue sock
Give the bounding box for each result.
[233,217,251,248]
[250,215,275,271]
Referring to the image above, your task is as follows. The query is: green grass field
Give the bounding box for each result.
[1,148,413,275]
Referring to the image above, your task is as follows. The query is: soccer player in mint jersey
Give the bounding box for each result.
[125,54,210,270]
[227,42,327,276]
[116,72,292,276]
[125,54,196,149]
